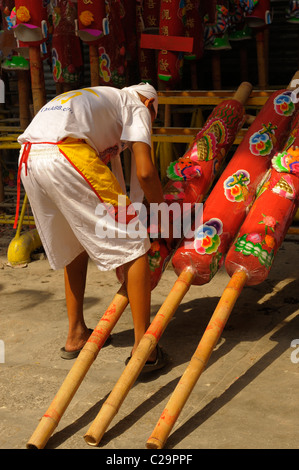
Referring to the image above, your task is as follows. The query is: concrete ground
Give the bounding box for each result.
[0,230,299,451]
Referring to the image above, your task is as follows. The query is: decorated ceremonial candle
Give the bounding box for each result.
[139,82,251,290]
[172,87,299,286]
[163,97,246,205]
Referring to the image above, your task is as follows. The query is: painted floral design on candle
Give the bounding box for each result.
[194,218,223,255]
[249,123,277,156]
[223,169,250,202]
[273,91,296,116]
[234,233,274,268]
[167,157,202,182]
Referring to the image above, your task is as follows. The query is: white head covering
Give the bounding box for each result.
[123,82,158,117]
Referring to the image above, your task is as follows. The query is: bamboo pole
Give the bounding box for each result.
[146,270,248,449]
[84,269,195,447]
[26,284,129,449]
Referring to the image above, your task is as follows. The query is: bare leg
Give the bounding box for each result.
[63,250,91,352]
[123,253,156,362]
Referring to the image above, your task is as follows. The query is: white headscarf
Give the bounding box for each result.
[111,82,158,203]
[123,82,158,117]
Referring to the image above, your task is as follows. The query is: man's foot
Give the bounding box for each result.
[60,329,112,359]
[60,328,93,359]
[64,327,92,353]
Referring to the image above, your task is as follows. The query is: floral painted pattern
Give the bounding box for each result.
[234,212,279,269]
[274,91,296,116]
[258,213,278,235]
[234,233,274,269]
[166,157,201,182]
[194,218,223,255]
[98,46,111,83]
[79,10,94,26]
[272,148,299,176]
[223,169,250,202]
[16,6,30,22]
[187,117,228,163]
[249,123,277,156]
[52,48,62,81]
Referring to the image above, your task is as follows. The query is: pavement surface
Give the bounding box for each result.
[0,231,299,451]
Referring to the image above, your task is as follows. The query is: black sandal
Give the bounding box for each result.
[125,344,168,373]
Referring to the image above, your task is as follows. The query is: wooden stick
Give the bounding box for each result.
[29,46,46,115]
[89,44,100,87]
[0,158,4,204]
[146,270,248,449]
[159,87,174,181]
[84,269,195,446]
[239,45,248,82]
[211,51,222,90]
[26,284,129,449]
[17,70,31,129]
[256,30,268,89]
[15,193,29,239]
[287,226,299,235]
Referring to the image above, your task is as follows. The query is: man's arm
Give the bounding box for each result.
[132,141,174,246]
[131,141,164,205]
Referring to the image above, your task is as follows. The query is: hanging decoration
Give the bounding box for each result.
[97,0,127,88]
[286,0,299,23]
[0,1,20,64]
[138,0,160,87]
[76,0,108,43]
[241,0,272,28]
[204,0,231,51]
[183,0,204,61]
[50,0,83,86]
[157,0,186,86]
[13,0,49,50]
[229,0,251,41]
